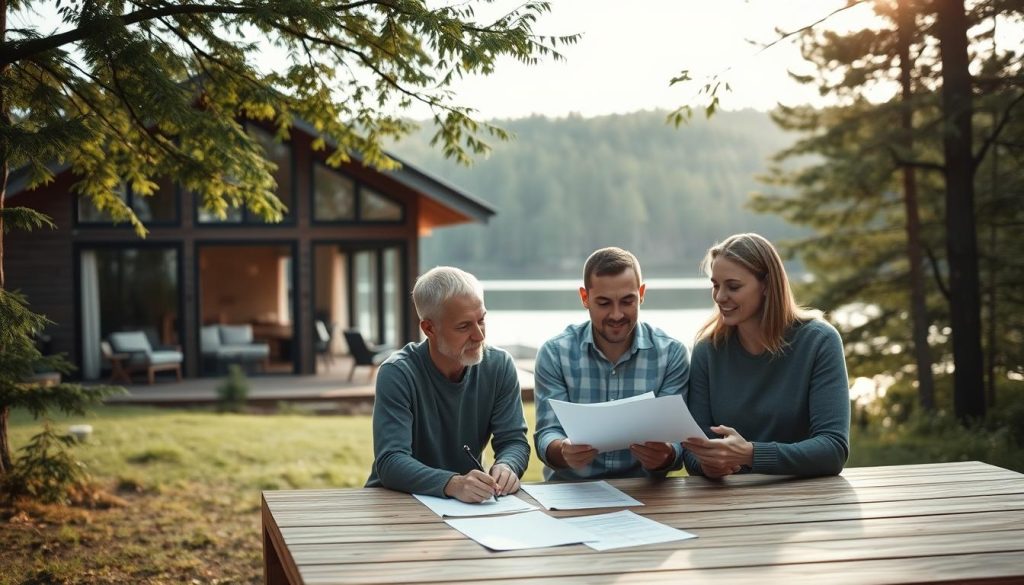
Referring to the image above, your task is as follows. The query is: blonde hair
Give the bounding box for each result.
[695,233,814,355]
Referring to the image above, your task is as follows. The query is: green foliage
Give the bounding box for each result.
[3,422,87,504]
[749,1,1024,417]
[0,289,123,416]
[0,206,56,233]
[3,1,579,232]
[216,365,249,413]
[0,287,122,488]
[850,385,1024,473]
[394,110,802,277]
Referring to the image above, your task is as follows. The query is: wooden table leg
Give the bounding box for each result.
[263,494,299,585]
[264,523,289,585]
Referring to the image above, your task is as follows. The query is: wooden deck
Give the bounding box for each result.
[101,356,536,410]
[262,461,1024,584]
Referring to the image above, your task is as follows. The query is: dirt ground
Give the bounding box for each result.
[1,481,264,585]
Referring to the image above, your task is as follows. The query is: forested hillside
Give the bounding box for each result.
[389,109,800,278]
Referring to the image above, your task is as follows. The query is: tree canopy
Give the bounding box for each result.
[1,0,577,236]
[750,0,1024,421]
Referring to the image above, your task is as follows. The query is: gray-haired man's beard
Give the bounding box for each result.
[437,337,485,367]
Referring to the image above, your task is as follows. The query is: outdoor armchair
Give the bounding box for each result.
[342,329,394,382]
[105,331,183,385]
[200,324,271,374]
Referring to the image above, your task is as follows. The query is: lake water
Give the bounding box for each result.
[480,278,714,351]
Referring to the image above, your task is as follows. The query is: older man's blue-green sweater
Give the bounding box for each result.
[366,341,530,496]
[683,319,850,476]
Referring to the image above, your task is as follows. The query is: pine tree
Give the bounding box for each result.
[751,0,1024,420]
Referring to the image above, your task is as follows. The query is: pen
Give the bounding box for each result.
[463,444,500,499]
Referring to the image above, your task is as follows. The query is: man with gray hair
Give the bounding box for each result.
[366,266,530,502]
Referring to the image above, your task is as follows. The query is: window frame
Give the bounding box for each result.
[309,160,406,226]
[193,123,298,228]
[74,181,182,228]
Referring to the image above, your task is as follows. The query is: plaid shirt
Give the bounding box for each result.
[534,321,690,481]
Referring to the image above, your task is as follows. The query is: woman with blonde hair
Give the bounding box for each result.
[681,233,850,477]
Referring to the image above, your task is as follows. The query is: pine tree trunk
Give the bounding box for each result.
[1,0,7,292]
[0,406,10,475]
[986,135,998,408]
[935,0,986,421]
[897,0,935,411]
[1,0,10,476]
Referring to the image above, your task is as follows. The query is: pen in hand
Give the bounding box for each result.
[463,444,500,500]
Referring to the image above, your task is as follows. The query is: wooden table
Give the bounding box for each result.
[262,461,1024,584]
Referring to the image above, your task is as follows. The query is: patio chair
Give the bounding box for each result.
[314,320,334,369]
[106,331,183,384]
[200,324,271,374]
[342,329,394,382]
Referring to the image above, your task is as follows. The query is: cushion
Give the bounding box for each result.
[109,331,153,355]
[216,345,270,360]
[147,350,183,365]
[219,324,254,345]
[200,325,221,353]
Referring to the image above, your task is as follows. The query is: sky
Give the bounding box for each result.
[22,1,1022,120]
[404,0,889,120]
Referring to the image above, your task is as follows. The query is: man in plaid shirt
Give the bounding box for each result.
[534,247,690,481]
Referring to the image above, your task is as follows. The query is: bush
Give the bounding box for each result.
[216,365,249,413]
[850,390,1024,472]
[3,422,87,504]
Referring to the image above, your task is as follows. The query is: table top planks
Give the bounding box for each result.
[262,461,1024,585]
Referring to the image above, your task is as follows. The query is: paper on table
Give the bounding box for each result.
[549,393,705,452]
[413,493,537,517]
[563,510,698,551]
[445,510,598,551]
[520,480,642,510]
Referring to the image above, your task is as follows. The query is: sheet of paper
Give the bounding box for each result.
[550,393,705,452]
[563,510,698,551]
[445,510,598,551]
[413,493,537,517]
[520,480,642,510]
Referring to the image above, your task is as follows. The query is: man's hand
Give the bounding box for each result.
[489,462,520,495]
[443,469,500,503]
[682,425,753,479]
[630,441,675,471]
[546,438,599,470]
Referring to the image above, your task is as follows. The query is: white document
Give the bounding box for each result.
[445,510,598,551]
[564,510,698,551]
[549,393,705,452]
[520,480,642,510]
[413,493,537,517]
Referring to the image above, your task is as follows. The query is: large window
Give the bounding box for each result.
[312,163,405,223]
[79,247,180,379]
[313,243,405,373]
[313,162,356,221]
[361,187,403,221]
[197,244,296,375]
[197,124,294,225]
[77,178,178,225]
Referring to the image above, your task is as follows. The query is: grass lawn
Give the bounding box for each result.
[1,404,546,584]
[3,402,1021,584]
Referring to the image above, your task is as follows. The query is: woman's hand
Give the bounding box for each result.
[630,441,675,471]
[682,425,754,479]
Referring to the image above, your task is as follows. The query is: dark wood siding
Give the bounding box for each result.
[5,128,433,378]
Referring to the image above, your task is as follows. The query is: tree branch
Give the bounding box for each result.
[1,0,396,67]
[973,89,1024,169]
[924,243,950,301]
